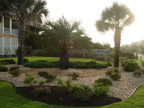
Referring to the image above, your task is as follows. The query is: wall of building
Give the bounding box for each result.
[0,36,18,55]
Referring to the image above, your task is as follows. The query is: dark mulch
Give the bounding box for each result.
[16,86,121,107]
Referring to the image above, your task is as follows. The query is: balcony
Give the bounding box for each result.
[0,27,18,36]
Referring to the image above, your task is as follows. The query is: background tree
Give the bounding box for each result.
[96,2,135,67]
[1,0,48,64]
[47,16,85,69]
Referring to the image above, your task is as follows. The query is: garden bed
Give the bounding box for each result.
[16,86,121,107]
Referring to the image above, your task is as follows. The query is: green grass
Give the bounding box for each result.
[1,80,144,108]
[132,59,143,67]
[0,56,106,64]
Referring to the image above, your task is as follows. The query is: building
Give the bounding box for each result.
[0,16,18,56]
[0,16,44,56]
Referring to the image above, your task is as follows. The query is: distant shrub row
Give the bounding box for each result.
[24,60,108,69]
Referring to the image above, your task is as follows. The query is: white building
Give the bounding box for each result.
[0,16,18,56]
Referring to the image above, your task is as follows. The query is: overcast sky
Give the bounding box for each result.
[45,0,144,47]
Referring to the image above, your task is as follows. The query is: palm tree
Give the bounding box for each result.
[96,2,135,67]
[1,0,48,64]
[47,16,85,69]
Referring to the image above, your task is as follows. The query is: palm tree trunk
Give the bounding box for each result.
[18,18,25,65]
[114,27,121,67]
[59,43,69,69]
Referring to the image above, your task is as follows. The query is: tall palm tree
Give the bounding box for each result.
[96,2,135,67]
[1,0,48,64]
[47,16,85,69]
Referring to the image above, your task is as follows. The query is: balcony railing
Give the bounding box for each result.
[25,21,42,28]
[0,27,18,36]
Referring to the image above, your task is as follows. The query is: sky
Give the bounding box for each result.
[45,0,144,47]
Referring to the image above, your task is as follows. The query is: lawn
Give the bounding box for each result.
[0,56,107,64]
[0,81,144,108]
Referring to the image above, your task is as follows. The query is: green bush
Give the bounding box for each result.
[24,60,108,69]
[9,70,21,77]
[9,66,20,71]
[69,84,93,102]
[23,59,29,63]
[110,73,121,81]
[0,66,8,72]
[124,61,140,72]
[24,60,59,68]
[31,87,51,97]
[93,83,109,96]
[24,74,37,85]
[95,78,112,86]
[70,61,108,69]
[38,71,56,82]
[69,73,79,80]
[106,69,121,81]
[133,69,143,77]
[0,59,16,65]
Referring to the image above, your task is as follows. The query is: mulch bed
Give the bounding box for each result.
[16,86,121,107]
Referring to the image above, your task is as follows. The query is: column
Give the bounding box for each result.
[2,17,4,34]
[9,18,12,35]
[2,37,4,55]
[10,38,12,55]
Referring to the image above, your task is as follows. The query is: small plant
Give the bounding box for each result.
[69,73,79,80]
[57,79,64,88]
[24,74,37,86]
[93,83,109,96]
[65,79,72,88]
[38,71,56,82]
[0,66,8,72]
[95,78,112,86]
[110,73,121,81]
[106,69,121,81]
[105,69,113,76]
[9,70,21,77]
[133,69,143,77]
[70,84,93,102]
[23,59,29,63]
[38,81,46,86]
[31,87,51,97]
[9,66,20,71]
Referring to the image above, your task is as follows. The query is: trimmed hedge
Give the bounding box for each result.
[0,59,16,65]
[24,60,108,69]
[124,61,140,72]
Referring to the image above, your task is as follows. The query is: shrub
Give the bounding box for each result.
[70,61,108,69]
[38,71,56,82]
[9,66,20,71]
[0,59,16,65]
[23,59,29,63]
[93,83,109,96]
[57,79,64,88]
[105,69,113,76]
[95,78,112,86]
[110,73,121,81]
[24,74,37,85]
[9,70,21,77]
[124,61,140,72]
[69,73,79,80]
[0,66,8,72]
[106,69,121,81]
[31,87,51,97]
[70,84,93,102]
[24,60,59,68]
[133,69,143,77]
[38,81,46,86]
